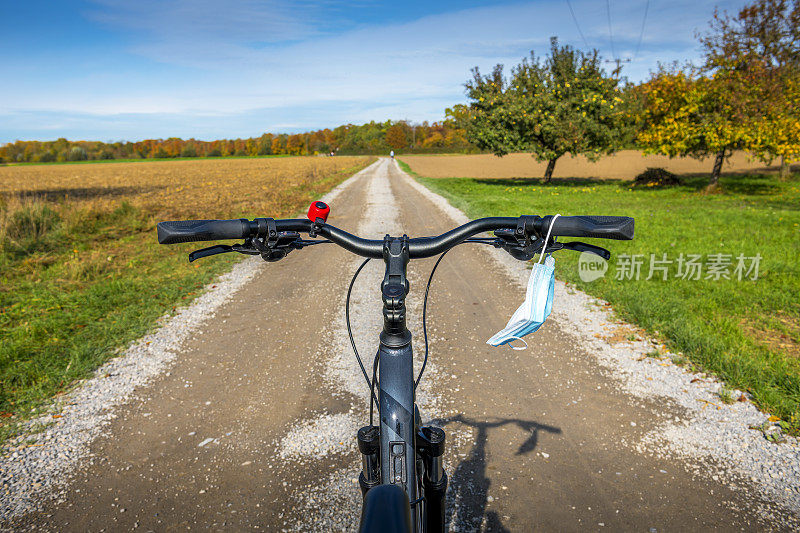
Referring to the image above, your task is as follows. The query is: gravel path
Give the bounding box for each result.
[2,158,797,530]
[274,159,473,531]
[0,257,264,522]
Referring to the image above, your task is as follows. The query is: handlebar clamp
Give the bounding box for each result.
[249,218,298,262]
[254,217,278,243]
[492,216,551,261]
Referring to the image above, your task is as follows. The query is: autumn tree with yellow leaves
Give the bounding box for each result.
[700,0,800,178]
[638,0,799,186]
[385,124,408,152]
[464,37,627,182]
[637,64,767,187]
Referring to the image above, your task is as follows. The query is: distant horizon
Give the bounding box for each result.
[2,0,750,143]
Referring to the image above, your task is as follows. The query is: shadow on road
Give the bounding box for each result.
[428,414,562,532]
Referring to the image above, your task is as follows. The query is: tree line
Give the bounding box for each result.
[459,0,799,185]
[0,120,472,164]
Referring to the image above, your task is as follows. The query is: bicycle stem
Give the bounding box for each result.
[380,235,412,348]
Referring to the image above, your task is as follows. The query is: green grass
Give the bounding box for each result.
[400,159,800,431]
[0,202,240,442]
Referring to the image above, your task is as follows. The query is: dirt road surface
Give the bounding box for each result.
[7,159,791,531]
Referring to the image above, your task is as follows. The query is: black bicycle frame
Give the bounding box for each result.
[355,235,448,532]
[377,235,416,492]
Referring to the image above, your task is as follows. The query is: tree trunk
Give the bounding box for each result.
[710,150,725,187]
[780,155,790,180]
[543,157,558,183]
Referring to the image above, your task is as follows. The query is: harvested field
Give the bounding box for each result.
[0,156,374,440]
[0,156,372,219]
[399,150,784,179]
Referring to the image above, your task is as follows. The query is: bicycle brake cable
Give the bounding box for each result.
[369,349,380,427]
[346,258,380,409]
[349,239,496,399]
[416,249,449,390]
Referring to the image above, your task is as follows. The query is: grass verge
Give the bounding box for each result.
[399,159,800,432]
[0,159,373,443]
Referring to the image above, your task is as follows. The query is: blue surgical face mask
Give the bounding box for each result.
[487,214,560,350]
[486,255,555,349]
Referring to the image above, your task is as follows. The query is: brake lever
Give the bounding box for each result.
[189,232,314,264]
[493,228,611,261]
[557,241,611,260]
[189,244,235,262]
[188,242,262,262]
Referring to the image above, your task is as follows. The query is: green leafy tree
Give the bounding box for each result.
[639,0,799,187]
[67,146,87,161]
[465,37,626,182]
[637,67,750,187]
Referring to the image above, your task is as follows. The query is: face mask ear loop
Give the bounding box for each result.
[537,214,561,264]
[506,336,528,350]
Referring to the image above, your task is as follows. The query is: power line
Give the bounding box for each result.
[565,0,589,49]
[633,0,650,61]
[606,0,616,61]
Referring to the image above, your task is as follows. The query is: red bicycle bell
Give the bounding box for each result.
[307,201,330,223]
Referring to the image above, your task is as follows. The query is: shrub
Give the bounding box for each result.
[234,149,246,156]
[37,152,56,163]
[207,148,222,157]
[0,198,62,255]
[633,167,682,187]
[98,150,115,160]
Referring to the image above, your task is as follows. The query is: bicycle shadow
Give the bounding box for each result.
[428,414,561,532]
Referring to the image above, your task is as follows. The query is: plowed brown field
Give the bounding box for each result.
[399,151,778,179]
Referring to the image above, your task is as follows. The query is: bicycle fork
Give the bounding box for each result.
[358,422,448,532]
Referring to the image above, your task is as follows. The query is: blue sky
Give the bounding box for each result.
[1,0,748,143]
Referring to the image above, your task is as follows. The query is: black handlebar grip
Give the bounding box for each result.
[545,215,634,240]
[157,219,249,244]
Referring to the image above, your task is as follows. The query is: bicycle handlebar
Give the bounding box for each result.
[157,215,634,259]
